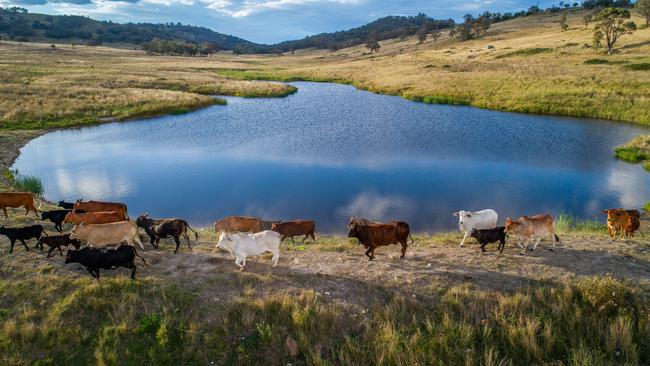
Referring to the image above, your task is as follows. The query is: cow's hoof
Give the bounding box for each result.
[549,248,554,251]
[519,252,524,256]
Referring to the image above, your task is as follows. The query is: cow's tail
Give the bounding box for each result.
[409,234,415,244]
[184,221,199,240]
[133,246,147,265]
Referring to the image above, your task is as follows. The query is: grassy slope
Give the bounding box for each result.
[214,10,650,126]
[0,42,296,130]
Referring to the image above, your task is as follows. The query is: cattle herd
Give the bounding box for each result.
[0,191,644,280]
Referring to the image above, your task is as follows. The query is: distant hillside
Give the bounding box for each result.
[274,14,455,52]
[0,7,261,51]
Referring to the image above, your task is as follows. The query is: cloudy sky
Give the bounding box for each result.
[2,0,558,43]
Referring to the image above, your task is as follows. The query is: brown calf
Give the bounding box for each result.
[271,220,316,244]
[0,192,38,218]
[601,209,630,240]
[74,200,128,219]
[64,211,127,225]
[347,223,409,260]
[504,214,560,255]
[624,215,640,238]
[214,216,264,233]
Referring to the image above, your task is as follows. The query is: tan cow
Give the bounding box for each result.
[69,221,143,249]
[504,214,560,255]
[601,209,630,240]
[64,211,127,225]
[0,192,38,218]
[74,200,128,219]
[214,216,264,233]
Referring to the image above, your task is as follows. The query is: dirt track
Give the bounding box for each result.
[1,206,648,308]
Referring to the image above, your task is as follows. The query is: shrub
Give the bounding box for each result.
[584,58,610,64]
[14,174,44,196]
[624,63,650,71]
[615,146,649,162]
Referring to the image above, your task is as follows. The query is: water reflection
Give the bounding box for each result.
[13,82,650,232]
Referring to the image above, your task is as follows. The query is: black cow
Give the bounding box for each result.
[37,234,81,258]
[470,227,507,253]
[0,225,47,253]
[135,214,198,253]
[41,210,71,232]
[58,200,75,210]
[65,245,146,280]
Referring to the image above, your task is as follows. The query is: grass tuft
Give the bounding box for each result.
[495,48,552,59]
[555,213,605,234]
[14,175,44,196]
[624,63,650,71]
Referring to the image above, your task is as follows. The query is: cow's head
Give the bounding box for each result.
[347,223,360,240]
[64,249,79,264]
[70,238,82,250]
[216,232,232,250]
[601,209,628,226]
[270,223,279,231]
[453,210,473,229]
[504,218,519,234]
[135,214,150,228]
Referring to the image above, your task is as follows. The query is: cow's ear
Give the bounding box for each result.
[452,212,459,217]
[601,210,607,214]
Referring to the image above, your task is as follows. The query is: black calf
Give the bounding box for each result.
[65,245,146,280]
[0,225,47,253]
[470,227,507,253]
[41,210,70,232]
[37,234,81,258]
[58,200,75,210]
[136,214,198,253]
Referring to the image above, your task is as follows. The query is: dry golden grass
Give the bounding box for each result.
[214,10,650,125]
[0,42,295,130]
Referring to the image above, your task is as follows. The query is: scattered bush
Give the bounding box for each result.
[624,63,650,71]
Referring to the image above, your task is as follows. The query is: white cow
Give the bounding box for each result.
[216,230,281,270]
[453,209,498,247]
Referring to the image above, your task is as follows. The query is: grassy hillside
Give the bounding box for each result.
[0,42,296,130]
[215,9,650,126]
[0,7,261,51]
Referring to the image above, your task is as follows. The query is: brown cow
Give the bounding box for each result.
[347,217,414,243]
[74,200,128,219]
[347,223,409,260]
[0,192,38,218]
[601,209,631,240]
[624,215,640,238]
[64,211,126,225]
[215,216,264,233]
[504,214,560,255]
[271,220,316,244]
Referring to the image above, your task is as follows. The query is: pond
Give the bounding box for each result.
[13,82,650,233]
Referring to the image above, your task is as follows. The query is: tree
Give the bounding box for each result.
[365,31,380,53]
[593,7,636,55]
[561,12,569,31]
[583,13,593,27]
[636,0,650,27]
[416,23,428,44]
[431,29,441,43]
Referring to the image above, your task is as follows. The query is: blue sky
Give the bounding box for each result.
[2,0,559,43]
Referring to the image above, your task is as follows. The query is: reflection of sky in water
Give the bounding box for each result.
[13,82,650,233]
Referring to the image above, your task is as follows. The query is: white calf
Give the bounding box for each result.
[216,230,281,270]
[453,209,498,247]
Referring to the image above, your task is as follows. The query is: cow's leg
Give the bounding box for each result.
[459,232,469,247]
[173,236,181,254]
[20,239,29,251]
[56,223,62,233]
[9,239,15,253]
[2,207,7,218]
[310,231,316,242]
[301,234,307,244]
[25,207,29,216]
[499,239,505,253]
[532,238,541,251]
[365,247,373,260]
[271,250,279,267]
[291,236,296,245]
[134,236,145,250]
[480,243,487,253]
[183,232,192,250]
[400,241,407,258]
[130,264,137,280]
[47,246,54,258]
[520,238,531,255]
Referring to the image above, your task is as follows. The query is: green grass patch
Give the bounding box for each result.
[615,146,650,163]
[584,58,610,65]
[408,95,470,106]
[0,273,648,364]
[14,175,43,196]
[555,213,605,234]
[624,63,650,71]
[495,48,552,59]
